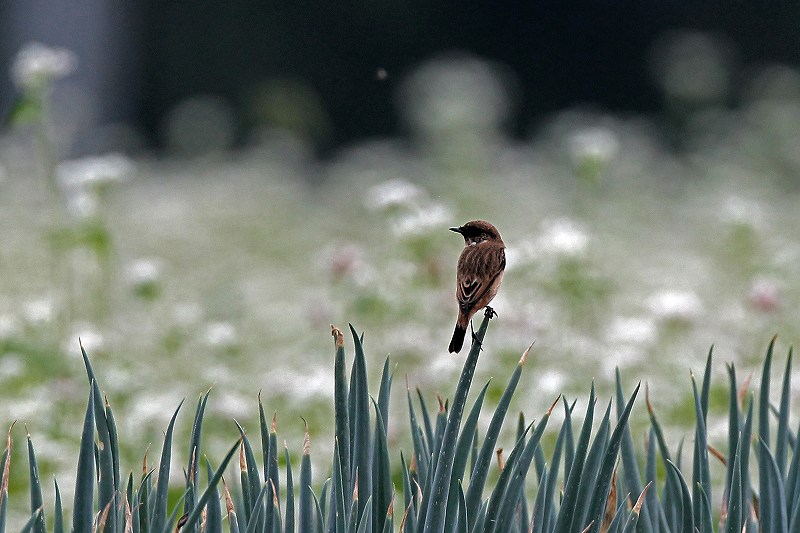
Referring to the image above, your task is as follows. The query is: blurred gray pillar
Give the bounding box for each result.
[0,0,142,155]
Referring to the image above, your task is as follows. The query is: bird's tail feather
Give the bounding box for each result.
[449,324,466,354]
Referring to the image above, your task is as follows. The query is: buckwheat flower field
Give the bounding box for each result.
[1,46,800,525]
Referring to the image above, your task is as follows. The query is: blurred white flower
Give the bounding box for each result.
[263,365,332,402]
[57,153,134,191]
[66,190,99,219]
[62,322,105,356]
[0,314,20,340]
[11,42,78,90]
[647,290,703,322]
[537,369,566,395]
[748,277,780,312]
[203,321,238,348]
[392,203,452,237]
[721,196,763,227]
[538,218,589,258]
[567,127,620,165]
[23,298,55,325]
[215,391,250,418]
[0,354,24,380]
[365,179,423,211]
[126,258,163,286]
[172,302,204,327]
[606,316,657,345]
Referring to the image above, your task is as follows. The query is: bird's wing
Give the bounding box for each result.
[457,246,505,314]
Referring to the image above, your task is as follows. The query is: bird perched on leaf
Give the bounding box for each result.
[448,220,506,353]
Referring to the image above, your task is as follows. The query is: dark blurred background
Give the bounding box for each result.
[1,1,799,156]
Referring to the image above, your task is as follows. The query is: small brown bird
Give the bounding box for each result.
[449,220,506,353]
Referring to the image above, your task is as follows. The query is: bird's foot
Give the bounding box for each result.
[484,306,497,319]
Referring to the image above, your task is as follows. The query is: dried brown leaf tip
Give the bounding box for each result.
[645,382,655,417]
[547,395,562,416]
[331,325,344,348]
[739,372,753,404]
[301,417,311,456]
[520,342,534,365]
[436,394,445,413]
[708,444,726,466]
[142,444,150,476]
[633,481,653,515]
[399,501,413,532]
[97,501,112,533]
[124,497,134,533]
[601,468,617,532]
[175,512,188,532]
[222,477,236,515]
[239,441,247,473]
[496,448,505,472]
[386,492,395,518]
[272,412,278,434]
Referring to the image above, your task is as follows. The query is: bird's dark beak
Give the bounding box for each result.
[449,226,462,234]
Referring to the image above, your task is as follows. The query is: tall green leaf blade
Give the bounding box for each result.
[53,479,63,533]
[25,431,45,533]
[349,324,372,525]
[788,414,800,529]
[244,483,270,533]
[416,390,435,461]
[464,343,528,530]
[180,439,241,532]
[187,389,212,497]
[573,400,612,532]
[444,381,489,528]
[777,349,792,477]
[760,337,776,448]
[312,488,325,533]
[614,371,652,533]
[406,385,429,487]
[741,397,755,528]
[104,400,122,533]
[531,466,549,533]
[759,339,777,533]
[0,426,10,533]
[330,440,347,533]
[724,364,740,507]
[205,461,223,533]
[700,346,713,421]
[586,384,640,533]
[726,435,743,533]
[554,382,596,533]
[299,427,314,533]
[81,347,117,533]
[491,401,555,533]
[759,439,789,533]
[73,385,96,533]
[377,357,393,439]
[665,460,693,533]
[285,446,295,533]
[332,326,351,509]
[423,311,491,533]
[267,420,281,532]
[690,374,711,532]
[150,401,184,533]
[372,400,392,532]
[235,421,264,533]
[482,424,532,532]
[20,509,43,533]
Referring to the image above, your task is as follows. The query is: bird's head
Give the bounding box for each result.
[449,220,502,245]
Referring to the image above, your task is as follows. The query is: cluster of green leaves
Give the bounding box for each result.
[0,316,797,532]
